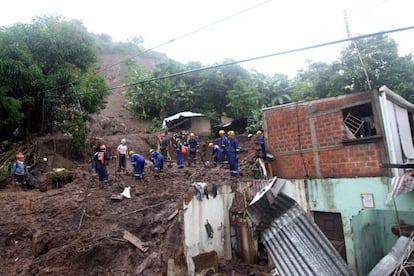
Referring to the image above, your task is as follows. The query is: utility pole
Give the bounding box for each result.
[344,10,372,90]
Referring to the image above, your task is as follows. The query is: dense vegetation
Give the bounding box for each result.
[1,16,414,155]
[126,34,414,131]
[0,16,108,155]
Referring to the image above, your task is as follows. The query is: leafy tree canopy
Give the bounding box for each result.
[126,34,414,134]
[0,15,107,152]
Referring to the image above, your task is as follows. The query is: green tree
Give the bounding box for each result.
[226,79,260,118]
[340,34,414,100]
[252,71,292,107]
[291,34,414,103]
[0,15,107,141]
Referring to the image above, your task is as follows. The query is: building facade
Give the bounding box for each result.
[263,87,414,275]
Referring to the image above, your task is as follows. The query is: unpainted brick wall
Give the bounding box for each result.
[264,93,384,179]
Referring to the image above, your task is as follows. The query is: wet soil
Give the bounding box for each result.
[0,53,270,275]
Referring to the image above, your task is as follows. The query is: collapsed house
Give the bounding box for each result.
[260,86,414,275]
[246,177,353,275]
[182,180,271,275]
[162,111,211,137]
[179,86,414,275]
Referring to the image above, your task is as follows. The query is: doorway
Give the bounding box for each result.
[313,211,347,262]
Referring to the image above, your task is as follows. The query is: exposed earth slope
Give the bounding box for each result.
[0,53,270,275]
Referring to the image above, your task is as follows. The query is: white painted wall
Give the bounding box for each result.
[183,184,234,275]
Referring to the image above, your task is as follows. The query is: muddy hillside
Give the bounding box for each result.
[0,53,272,275]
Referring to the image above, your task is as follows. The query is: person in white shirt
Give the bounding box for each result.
[117,138,128,173]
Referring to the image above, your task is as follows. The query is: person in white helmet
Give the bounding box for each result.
[117,138,128,173]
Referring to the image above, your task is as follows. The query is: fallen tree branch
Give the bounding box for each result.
[120,200,170,217]
[78,207,88,230]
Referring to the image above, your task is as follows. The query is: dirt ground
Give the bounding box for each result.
[0,54,271,275]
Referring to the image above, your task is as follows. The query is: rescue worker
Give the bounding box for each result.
[219,129,228,163]
[117,138,128,173]
[187,132,199,166]
[149,149,164,177]
[129,150,145,180]
[226,130,240,177]
[208,142,223,166]
[175,137,185,169]
[11,152,28,190]
[159,132,171,161]
[256,130,267,161]
[93,144,115,188]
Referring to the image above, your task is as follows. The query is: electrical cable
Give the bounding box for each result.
[35,0,272,96]
[99,0,273,74]
[104,25,414,92]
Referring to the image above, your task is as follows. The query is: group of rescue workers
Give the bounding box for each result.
[11,129,266,190]
[90,137,168,188]
[89,128,267,188]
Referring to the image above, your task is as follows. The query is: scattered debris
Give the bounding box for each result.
[120,186,131,198]
[120,200,171,217]
[167,210,178,221]
[123,230,148,252]
[110,194,123,201]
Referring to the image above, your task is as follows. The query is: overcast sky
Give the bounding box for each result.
[1,0,413,77]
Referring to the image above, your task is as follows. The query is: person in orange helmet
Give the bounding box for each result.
[92,144,115,188]
[11,152,28,190]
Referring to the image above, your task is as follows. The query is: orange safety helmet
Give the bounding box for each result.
[100,144,106,151]
[16,152,24,160]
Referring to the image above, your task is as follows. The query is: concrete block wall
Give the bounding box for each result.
[264,92,384,179]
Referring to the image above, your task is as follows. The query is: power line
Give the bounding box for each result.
[98,0,273,73]
[36,0,272,96]
[105,25,414,91]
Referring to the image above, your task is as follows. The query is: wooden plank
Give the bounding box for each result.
[123,230,148,252]
[168,210,178,221]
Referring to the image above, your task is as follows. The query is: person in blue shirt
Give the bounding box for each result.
[149,149,164,177]
[256,130,267,161]
[11,152,28,190]
[226,130,240,177]
[175,137,185,168]
[92,144,115,188]
[219,129,229,163]
[159,132,171,161]
[129,150,145,180]
[187,132,199,166]
[208,142,223,166]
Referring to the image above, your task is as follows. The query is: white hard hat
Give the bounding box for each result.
[121,138,126,144]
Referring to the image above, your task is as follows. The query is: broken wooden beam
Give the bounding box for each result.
[123,230,148,252]
[168,210,178,221]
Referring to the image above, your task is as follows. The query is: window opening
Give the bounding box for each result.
[342,103,376,139]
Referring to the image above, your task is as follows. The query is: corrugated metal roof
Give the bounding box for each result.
[162,111,205,128]
[247,181,353,276]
